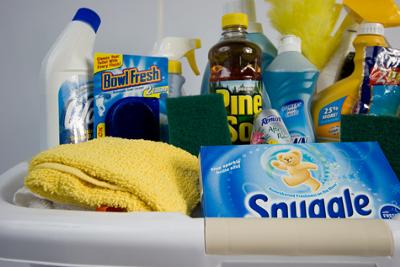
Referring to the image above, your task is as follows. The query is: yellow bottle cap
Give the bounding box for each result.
[221,13,248,29]
[168,60,182,74]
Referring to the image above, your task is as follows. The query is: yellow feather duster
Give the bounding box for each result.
[266,0,354,70]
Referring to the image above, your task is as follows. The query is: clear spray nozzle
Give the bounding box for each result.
[153,37,202,75]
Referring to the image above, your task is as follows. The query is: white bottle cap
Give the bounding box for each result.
[278,35,301,54]
[358,23,384,36]
[223,0,263,33]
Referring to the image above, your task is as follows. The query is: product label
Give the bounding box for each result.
[280,100,312,143]
[251,110,291,144]
[316,96,355,142]
[318,97,346,126]
[93,53,169,140]
[200,142,400,219]
[58,76,93,144]
[209,80,262,144]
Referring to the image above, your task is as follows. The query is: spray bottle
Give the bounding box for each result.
[153,37,201,142]
[153,37,201,97]
[338,0,400,81]
[40,8,101,150]
[200,0,276,96]
[312,0,400,142]
[312,23,387,142]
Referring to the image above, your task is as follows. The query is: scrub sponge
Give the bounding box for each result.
[167,94,231,155]
[341,115,400,178]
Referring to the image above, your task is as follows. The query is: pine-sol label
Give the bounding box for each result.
[210,80,262,144]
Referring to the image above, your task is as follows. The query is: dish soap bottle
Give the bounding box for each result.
[209,13,262,144]
[312,23,387,142]
[40,8,101,149]
[200,0,276,96]
[265,35,318,144]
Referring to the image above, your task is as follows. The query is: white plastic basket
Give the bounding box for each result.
[0,163,399,267]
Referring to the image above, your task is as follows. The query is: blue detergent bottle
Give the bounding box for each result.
[200,0,277,95]
[265,35,318,143]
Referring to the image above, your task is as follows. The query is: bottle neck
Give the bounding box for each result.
[221,26,247,39]
[352,34,387,75]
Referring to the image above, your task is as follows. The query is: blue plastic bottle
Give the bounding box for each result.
[200,0,277,95]
[265,35,318,143]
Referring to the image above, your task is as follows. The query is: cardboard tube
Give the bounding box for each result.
[205,218,394,256]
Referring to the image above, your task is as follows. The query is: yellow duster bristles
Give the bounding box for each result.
[266,0,354,70]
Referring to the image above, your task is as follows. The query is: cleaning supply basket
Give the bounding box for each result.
[1,163,400,267]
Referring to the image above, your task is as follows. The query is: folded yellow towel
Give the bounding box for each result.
[25,137,200,214]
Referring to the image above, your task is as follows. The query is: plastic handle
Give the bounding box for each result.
[205,218,394,256]
[154,37,201,75]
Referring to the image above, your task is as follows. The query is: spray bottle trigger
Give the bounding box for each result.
[343,0,400,27]
[184,39,201,76]
[185,50,200,75]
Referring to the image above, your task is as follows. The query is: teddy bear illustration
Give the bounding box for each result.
[271,150,321,192]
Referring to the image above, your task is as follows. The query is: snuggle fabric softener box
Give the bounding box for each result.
[200,142,400,219]
[93,53,168,140]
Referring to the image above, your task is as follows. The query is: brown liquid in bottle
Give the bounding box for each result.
[209,39,261,82]
[209,24,262,144]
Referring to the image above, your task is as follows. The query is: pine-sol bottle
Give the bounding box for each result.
[209,13,262,144]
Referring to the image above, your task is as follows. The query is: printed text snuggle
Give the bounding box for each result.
[246,188,372,218]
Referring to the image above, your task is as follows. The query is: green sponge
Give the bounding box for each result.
[341,115,400,178]
[167,94,231,156]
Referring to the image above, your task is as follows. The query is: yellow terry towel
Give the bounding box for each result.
[25,137,200,215]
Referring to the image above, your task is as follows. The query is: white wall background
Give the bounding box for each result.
[1,0,400,175]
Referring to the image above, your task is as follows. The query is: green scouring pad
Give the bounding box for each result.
[167,94,231,156]
[341,115,400,178]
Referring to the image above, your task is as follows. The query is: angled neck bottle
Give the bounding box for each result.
[41,8,101,149]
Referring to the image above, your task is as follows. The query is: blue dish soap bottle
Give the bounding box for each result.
[265,35,318,143]
[200,0,276,96]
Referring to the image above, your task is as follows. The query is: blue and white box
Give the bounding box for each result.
[200,142,400,219]
[93,53,168,139]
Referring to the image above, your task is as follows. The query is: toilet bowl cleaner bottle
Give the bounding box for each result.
[265,35,318,144]
[209,13,262,144]
[40,8,101,149]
